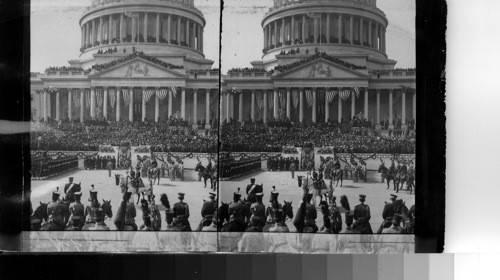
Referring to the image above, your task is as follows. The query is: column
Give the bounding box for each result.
[116,87,121,122]
[326,14,330,43]
[142,88,146,122]
[132,17,137,42]
[129,87,133,122]
[92,20,96,43]
[90,87,96,119]
[85,23,89,46]
[286,88,291,120]
[81,26,84,48]
[360,17,364,44]
[312,88,317,123]
[99,17,103,42]
[181,87,186,119]
[313,17,318,43]
[263,91,268,123]
[281,18,285,43]
[108,15,113,41]
[299,88,304,122]
[155,88,160,122]
[168,90,173,117]
[376,89,381,130]
[274,20,278,44]
[186,19,190,46]
[43,89,48,122]
[349,15,353,44]
[338,14,342,42]
[351,90,355,118]
[55,91,60,121]
[206,89,210,122]
[325,89,329,122]
[368,20,372,47]
[338,95,342,122]
[401,91,406,127]
[238,92,243,122]
[144,13,148,42]
[225,92,230,121]
[177,17,181,43]
[264,25,267,48]
[273,89,278,119]
[68,89,72,121]
[103,87,108,120]
[167,14,171,43]
[412,92,416,122]
[120,14,124,41]
[389,89,394,129]
[364,89,369,119]
[193,89,198,124]
[80,88,85,123]
[375,23,379,50]
[251,90,256,122]
[200,26,203,52]
[302,15,306,41]
[291,16,295,43]
[156,13,160,43]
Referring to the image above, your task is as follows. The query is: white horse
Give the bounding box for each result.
[302,176,334,207]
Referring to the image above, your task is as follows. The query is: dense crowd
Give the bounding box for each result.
[31,118,218,153]
[220,119,415,154]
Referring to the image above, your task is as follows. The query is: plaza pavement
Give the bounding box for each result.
[31,160,217,231]
[219,166,415,232]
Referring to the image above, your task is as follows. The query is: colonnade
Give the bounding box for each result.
[81,12,204,52]
[263,12,385,52]
[222,88,415,128]
[38,86,214,124]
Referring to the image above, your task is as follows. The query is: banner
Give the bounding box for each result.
[279,90,286,107]
[292,89,299,109]
[122,89,130,106]
[96,89,103,108]
[143,89,155,103]
[326,89,337,103]
[305,90,313,107]
[73,90,80,109]
[339,89,350,101]
[257,92,263,110]
[109,89,116,109]
[157,89,168,100]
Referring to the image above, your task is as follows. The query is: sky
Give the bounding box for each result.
[31,0,414,73]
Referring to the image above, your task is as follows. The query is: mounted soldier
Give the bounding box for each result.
[381,214,403,234]
[265,189,283,225]
[353,194,373,234]
[63,177,81,203]
[46,188,65,230]
[66,191,84,230]
[378,194,398,233]
[329,196,343,234]
[88,208,110,231]
[246,178,262,203]
[83,186,100,226]
[197,192,217,231]
[250,192,266,230]
[303,193,318,233]
[228,191,246,231]
[195,159,206,182]
[173,192,191,231]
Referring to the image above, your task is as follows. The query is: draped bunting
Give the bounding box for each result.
[339,89,350,101]
[305,90,313,107]
[122,89,130,106]
[96,89,103,108]
[292,90,299,109]
[143,89,155,103]
[170,86,177,98]
[326,89,337,103]
[109,89,116,109]
[278,91,286,108]
[268,92,273,109]
[257,92,263,110]
[85,91,91,109]
[73,91,80,109]
[156,89,168,100]
[353,87,360,98]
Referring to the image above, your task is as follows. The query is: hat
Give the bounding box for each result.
[69,177,74,180]
[178,192,185,198]
[74,192,82,197]
[390,194,398,199]
[250,178,255,182]
[256,192,263,198]
[209,192,216,198]
[270,191,279,201]
[233,192,241,200]
[359,194,366,199]
[52,188,61,199]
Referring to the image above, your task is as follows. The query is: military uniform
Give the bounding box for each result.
[290,162,296,178]
[47,191,65,228]
[228,192,245,230]
[63,177,80,202]
[245,179,262,202]
[353,195,373,234]
[173,193,191,231]
[304,198,318,233]
[250,194,266,228]
[197,193,217,230]
[67,192,84,229]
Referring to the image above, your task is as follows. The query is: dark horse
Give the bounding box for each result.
[331,168,343,187]
[218,202,237,232]
[31,202,48,231]
[376,199,410,234]
[262,201,294,232]
[81,200,113,230]
[378,163,398,190]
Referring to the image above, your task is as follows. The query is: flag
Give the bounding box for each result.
[292,89,299,109]
[157,89,168,100]
[109,89,116,109]
[123,89,130,106]
[339,89,350,101]
[305,90,313,107]
[143,89,155,103]
[326,89,337,103]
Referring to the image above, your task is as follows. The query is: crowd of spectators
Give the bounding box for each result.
[90,51,184,72]
[31,117,218,153]
[220,118,415,154]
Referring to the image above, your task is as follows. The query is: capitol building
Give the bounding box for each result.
[31,0,219,128]
[221,0,416,131]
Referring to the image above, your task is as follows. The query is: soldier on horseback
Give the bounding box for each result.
[381,214,403,234]
[329,196,343,234]
[246,178,262,203]
[47,189,65,230]
[228,191,246,231]
[197,192,217,230]
[84,186,100,225]
[303,193,318,233]
[353,194,373,234]
[66,192,84,230]
[173,192,191,231]
[88,208,110,231]
[63,177,80,203]
[265,190,283,224]
[250,192,266,230]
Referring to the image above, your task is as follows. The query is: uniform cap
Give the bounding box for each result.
[74,192,82,197]
[256,193,264,197]
[178,192,185,197]
[233,192,241,200]
[69,177,74,180]
[209,192,216,198]
[250,178,255,182]
[390,194,398,199]
[359,194,366,199]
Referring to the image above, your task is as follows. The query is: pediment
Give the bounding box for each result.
[89,57,187,79]
[273,58,368,80]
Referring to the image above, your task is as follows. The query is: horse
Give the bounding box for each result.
[195,161,205,182]
[331,168,343,187]
[304,176,331,207]
[31,202,48,231]
[114,200,137,231]
[262,201,294,232]
[81,200,113,230]
[394,170,406,193]
[148,167,161,185]
[378,164,397,190]
[376,199,410,234]
[218,202,230,231]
